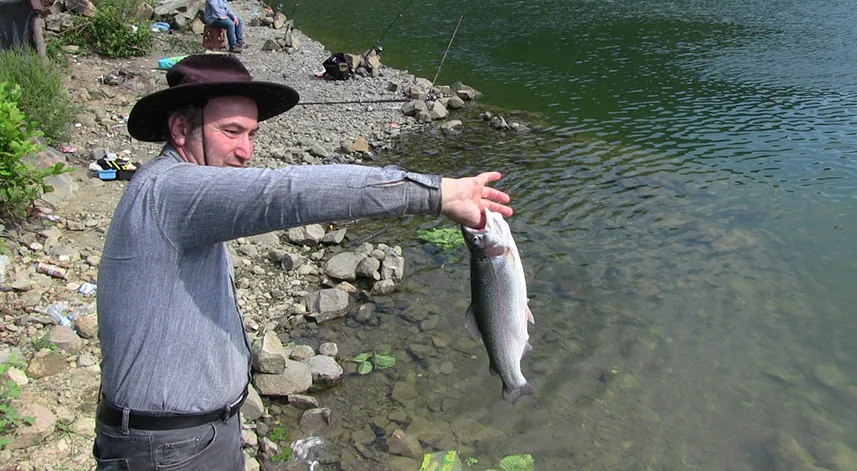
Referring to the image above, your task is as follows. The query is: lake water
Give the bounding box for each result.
[277,1,857,469]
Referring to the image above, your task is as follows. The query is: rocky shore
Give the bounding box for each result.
[0,1,488,469]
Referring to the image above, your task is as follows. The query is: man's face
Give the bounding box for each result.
[177,96,259,167]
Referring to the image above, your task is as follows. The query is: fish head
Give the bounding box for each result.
[461,208,512,258]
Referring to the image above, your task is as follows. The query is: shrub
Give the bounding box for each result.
[0,82,68,222]
[65,0,154,58]
[0,48,78,144]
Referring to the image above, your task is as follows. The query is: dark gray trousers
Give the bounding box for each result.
[92,412,243,470]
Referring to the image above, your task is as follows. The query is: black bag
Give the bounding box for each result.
[322,53,351,80]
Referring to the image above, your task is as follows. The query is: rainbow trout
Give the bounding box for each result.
[462,208,535,404]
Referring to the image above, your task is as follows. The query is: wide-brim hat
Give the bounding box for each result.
[128,54,300,142]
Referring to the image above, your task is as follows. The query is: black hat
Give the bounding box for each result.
[127,54,300,142]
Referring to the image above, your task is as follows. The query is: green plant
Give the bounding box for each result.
[0,354,35,449]
[0,82,68,222]
[268,425,293,462]
[0,48,78,144]
[486,454,535,471]
[464,456,479,466]
[351,348,396,375]
[418,227,465,251]
[31,333,57,352]
[64,0,154,58]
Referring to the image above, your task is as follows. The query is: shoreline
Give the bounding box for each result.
[0,1,485,468]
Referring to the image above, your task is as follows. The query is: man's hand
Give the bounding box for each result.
[440,172,513,228]
[233,17,239,26]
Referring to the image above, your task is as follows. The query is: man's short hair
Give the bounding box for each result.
[164,105,204,146]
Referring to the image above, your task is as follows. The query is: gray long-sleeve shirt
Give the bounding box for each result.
[97,145,441,413]
[204,0,236,24]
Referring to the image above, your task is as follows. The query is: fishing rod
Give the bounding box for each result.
[296,98,410,106]
[374,0,417,49]
[431,15,464,88]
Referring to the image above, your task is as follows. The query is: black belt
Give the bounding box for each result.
[96,387,248,431]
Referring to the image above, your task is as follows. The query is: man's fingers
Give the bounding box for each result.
[482,186,511,204]
[475,171,502,186]
[485,201,513,218]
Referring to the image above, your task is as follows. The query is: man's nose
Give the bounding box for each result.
[235,134,253,160]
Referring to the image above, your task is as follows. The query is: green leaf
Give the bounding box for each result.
[375,354,396,369]
[417,227,465,251]
[499,454,534,471]
[357,361,373,375]
[353,353,371,363]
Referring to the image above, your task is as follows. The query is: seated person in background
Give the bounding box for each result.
[204,0,244,53]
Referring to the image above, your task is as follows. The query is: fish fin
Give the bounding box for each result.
[525,305,535,324]
[502,381,535,404]
[464,305,482,341]
[488,363,499,376]
[524,342,533,356]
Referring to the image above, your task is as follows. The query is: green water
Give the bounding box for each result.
[277,1,857,469]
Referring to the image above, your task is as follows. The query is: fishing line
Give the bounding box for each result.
[547,41,586,108]
[431,15,464,88]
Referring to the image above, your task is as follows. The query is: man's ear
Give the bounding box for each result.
[167,113,188,147]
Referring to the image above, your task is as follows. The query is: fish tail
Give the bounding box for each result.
[502,381,535,404]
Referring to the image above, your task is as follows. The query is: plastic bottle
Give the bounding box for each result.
[45,303,72,328]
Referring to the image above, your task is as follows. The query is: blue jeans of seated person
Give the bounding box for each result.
[92,412,243,470]
[210,17,243,49]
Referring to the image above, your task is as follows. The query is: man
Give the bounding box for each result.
[93,54,513,470]
[204,0,244,53]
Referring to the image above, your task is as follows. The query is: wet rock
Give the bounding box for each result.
[48,325,82,353]
[381,250,405,281]
[406,416,446,448]
[352,428,376,445]
[353,303,375,323]
[241,384,264,421]
[386,429,421,458]
[491,116,509,130]
[814,363,847,387]
[300,407,332,434]
[26,352,66,379]
[304,289,349,322]
[319,342,338,357]
[303,355,343,389]
[253,360,312,396]
[134,2,154,21]
[74,314,98,340]
[287,394,319,409]
[7,402,56,450]
[391,382,417,408]
[325,252,365,281]
[287,225,325,246]
[290,345,315,361]
[356,257,380,280]
[371,279,395,295]
[446,96,465,109]
[252,331,287,374]
[321,229,347,245]
[769,432,823,471]
[427,101,449,120]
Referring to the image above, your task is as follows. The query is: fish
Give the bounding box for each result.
[461,208,535,404]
